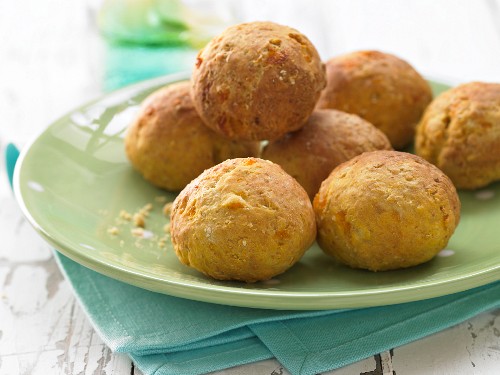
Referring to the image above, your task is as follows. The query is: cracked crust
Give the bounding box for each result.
[316,50,432,149]
[262,109,392,199]
[313,151,461,271]
[125,81,260,191]
[170,157,317,282]
[415,82,500,189]
[191,21,326,141]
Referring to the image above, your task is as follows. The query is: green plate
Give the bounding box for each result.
[14,73,500,310]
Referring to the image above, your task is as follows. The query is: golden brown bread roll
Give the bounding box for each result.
[313,150,460,271]
[191,21,326,141]
[262,109,392,199]
[125,81,260,191]
[415,81,500,189]
[316,50,432,149]
[170,157,317,282]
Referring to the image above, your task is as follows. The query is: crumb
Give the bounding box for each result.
[131,228,144,237]
[158,235,169,248]
[137,203,153,218]
[119,240,125,247]
[163,202,173,216]
[119,210,132,221]
[107,226,119,235]
[155,196,167,203]
[133,212,145,228]
[163,224,171,234]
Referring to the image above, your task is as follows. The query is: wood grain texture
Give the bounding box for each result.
[1,0,499,374]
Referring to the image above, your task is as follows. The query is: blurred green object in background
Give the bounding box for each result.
[102,43,196,91]
[98,0,239,91]
[98,0,238,48]
[98,0,188,45]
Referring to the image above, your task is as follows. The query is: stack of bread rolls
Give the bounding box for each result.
[125,20,499,282]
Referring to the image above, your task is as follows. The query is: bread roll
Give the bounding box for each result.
[314,151,460,271]
[191,21,326,141]
[415,81,500,189]
[170,157,317,282]
[316,50,432,149]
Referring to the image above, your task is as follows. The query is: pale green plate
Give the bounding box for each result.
[14,73,500,310]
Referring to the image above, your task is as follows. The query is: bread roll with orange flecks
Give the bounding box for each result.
[170,157,316,282]
[191,21,326,141]
[316,50,432,149]
[415,81,500,189]
[314,151,460,271]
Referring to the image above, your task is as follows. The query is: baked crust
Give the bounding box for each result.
[191,21,326,141]
[125,81,260,191]
[313,151,460,271]
[262,109,392,199]
[415,82,500,189]
[316,50,432,149]
[170,157,317,282]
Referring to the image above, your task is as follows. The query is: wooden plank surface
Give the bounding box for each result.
[1,1,499,374]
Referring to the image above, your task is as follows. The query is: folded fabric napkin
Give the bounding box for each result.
[54,252,500,375]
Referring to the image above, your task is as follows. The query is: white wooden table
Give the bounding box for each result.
[1,1,499,374]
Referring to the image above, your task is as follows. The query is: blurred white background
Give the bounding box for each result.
[239,0,500,82]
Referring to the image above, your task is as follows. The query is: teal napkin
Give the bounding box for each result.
[54,251,500,375]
